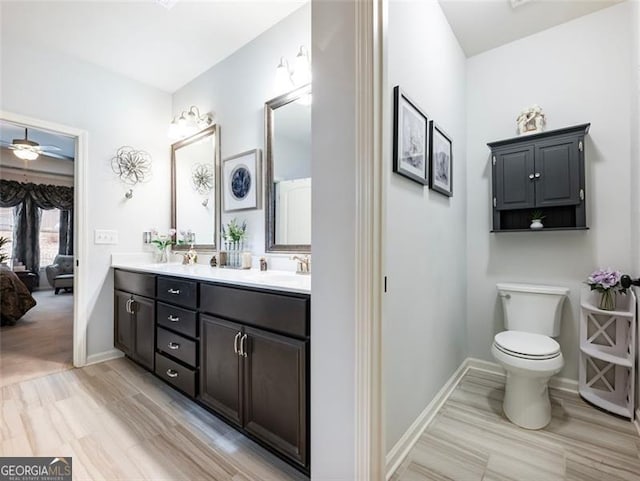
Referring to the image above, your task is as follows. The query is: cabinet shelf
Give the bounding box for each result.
[579,345,632,368]
[491,227,589,233]
[579,289,636,420]
[489,123,590,232]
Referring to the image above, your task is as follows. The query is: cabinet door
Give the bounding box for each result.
[494,146,535,210]
[534,137,581,207]
[243,327,307,466]
[114,290,133,356]
[132,295,155,371]
[200,315,243,426]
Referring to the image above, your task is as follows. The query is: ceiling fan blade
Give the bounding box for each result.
[38,145,62,151]
[40,151,74,161]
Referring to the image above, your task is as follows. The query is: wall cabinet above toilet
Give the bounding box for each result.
[488,123,590,232]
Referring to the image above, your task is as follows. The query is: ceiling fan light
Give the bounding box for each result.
[13,148,39,161]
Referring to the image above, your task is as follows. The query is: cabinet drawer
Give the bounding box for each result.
[200,284,309,338]
[156,327,197,367]
[157,302,197,338]
[155,352,196,397]
[157,277,197,309]
[114,270,155,298]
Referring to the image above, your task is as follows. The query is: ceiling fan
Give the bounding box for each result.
[1,128,72,161]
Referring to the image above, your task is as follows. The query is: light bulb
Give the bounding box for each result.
[13,148,39,161]
[168,121,181,140]
[292,46,311,86]
[275,57,293,94]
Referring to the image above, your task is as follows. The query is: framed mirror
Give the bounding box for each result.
[265,84,312,253]
[171,125,221,251]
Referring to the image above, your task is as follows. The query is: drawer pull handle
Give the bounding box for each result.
[167,315,180,322]
[240,334,248,358]
[168,342,180,350]
[166,369,179,378]
[167,288,181,295]
[233,332,241,354]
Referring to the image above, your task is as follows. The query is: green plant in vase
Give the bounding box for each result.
[530,210,545,230]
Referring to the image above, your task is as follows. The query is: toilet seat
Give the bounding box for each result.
[494,331,560,360]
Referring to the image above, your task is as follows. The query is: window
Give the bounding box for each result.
[40,208,60,266]
[0,207,14,262]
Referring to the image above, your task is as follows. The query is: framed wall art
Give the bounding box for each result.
[393,86,429,185]
[223,149,261,212]
[429,121,453,197]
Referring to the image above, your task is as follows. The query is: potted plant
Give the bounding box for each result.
[530,210,545,230]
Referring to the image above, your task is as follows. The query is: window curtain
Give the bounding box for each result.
[0,180,74,278]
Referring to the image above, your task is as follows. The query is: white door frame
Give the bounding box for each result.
[1,110,88,367]
[354,0,386,479]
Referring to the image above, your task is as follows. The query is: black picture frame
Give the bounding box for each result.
[393,86,429,185]
[429,121,453,197]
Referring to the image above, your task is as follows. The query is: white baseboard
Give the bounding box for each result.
[385,357,579,480]
[85,348,124,366]
[385,358,472,480]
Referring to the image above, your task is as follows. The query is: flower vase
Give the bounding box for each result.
[158,246,170,263]
[599,290,616,311]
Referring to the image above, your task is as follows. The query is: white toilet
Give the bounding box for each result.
[492,282,569,429]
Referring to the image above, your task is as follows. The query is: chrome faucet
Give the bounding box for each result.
[291,255,311,274]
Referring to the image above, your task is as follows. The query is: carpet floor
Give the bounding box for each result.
[0,289,73,387]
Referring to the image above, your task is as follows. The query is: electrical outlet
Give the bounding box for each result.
[94,229,118,245]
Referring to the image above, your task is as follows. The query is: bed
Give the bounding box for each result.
[1,265,37,325]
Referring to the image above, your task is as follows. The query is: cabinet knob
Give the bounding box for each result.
[534,172,541,178]
[528,174,535,180]
[166,369,179,378]
[168,342,180,350]
[167,288,181,295]
[167,315,180,322]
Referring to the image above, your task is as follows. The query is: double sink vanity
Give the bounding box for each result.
[112,261,311,472]
[112,76,313,473]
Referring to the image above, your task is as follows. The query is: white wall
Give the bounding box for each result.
[172,4,310,257]
[384,0,468,451]
[310,0,356,478]
[0,41,172,358]
[466,2,634,380]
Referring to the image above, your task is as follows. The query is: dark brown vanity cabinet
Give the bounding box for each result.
[200,283,309,469]
[114,270,156,371]
[113,268,310,473]
[489,123,590,232]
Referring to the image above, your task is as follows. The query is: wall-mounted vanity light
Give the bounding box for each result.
[168,106,213,141]
[275,45,311,95]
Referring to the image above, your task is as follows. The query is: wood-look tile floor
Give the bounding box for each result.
[0,289,73,387]
[0,357,307,481]
[392,369,640,481]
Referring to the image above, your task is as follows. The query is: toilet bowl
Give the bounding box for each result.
[492,331,563,429]
[492,283,569,429]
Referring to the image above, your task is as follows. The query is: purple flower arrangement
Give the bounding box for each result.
[586,267,627,311]
[586,268,627,294]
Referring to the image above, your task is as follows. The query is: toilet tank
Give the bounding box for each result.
[496,283,569,337]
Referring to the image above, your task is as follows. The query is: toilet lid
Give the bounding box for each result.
[494,331,560,360]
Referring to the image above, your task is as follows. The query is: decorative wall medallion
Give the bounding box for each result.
[191,163,214,195]
[111,146,152,198]
[223,149,261,212]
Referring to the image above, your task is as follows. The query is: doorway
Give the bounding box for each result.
[0,111,88,386]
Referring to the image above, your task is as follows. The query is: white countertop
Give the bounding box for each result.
[111,258,311,295]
